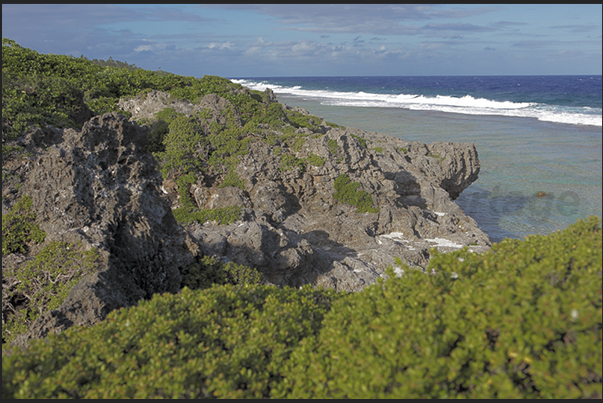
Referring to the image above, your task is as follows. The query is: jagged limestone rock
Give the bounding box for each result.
[8,113,197,347]
[4,91,491,345]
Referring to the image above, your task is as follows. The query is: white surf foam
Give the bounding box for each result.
[425,238,465,249]
[232,79,602,127]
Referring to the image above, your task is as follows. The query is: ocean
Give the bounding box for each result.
[230,76,603,243]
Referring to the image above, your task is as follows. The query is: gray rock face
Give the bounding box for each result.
[4,90,491,346]
[10,113,196,347]
[179,115,491,293]
[117,90,490,293]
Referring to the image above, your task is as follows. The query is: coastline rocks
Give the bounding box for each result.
[4,91,491,345]
[117,90,490,292]
[9,113,196,347]
[181,121,490,292]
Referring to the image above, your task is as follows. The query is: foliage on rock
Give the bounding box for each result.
[1,195,46,256]
[3,217,600,398]
[333,174,379,213]
[2,242,100,344]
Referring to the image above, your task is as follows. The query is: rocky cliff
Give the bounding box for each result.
[186,126,490,290]
[2,89,490,347]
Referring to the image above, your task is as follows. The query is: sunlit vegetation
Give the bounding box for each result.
[2,217,601,398]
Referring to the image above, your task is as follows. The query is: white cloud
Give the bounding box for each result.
[207,42,234,50]
[134,45,153,52]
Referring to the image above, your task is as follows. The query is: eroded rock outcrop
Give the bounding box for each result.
[115,90,490,293]
[3,89,490,346]
[185,125,490,292]
[7,113,197,347]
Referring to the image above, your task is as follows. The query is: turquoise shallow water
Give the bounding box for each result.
[276,96,602,242]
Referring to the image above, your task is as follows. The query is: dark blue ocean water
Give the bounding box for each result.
[231,76,602,242]
[233,76,602,127]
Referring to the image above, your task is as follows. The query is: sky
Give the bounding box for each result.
[2,4,602,78]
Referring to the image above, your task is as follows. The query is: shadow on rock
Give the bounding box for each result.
[187,220,365,292]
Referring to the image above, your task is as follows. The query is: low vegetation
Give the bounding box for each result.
[281,215,602,398]
[2,216,600,398]
[1,195,46,256]
[181,255,263,291]
[2,242,100,344]
[172,205,242,226]
[333,174,379,213]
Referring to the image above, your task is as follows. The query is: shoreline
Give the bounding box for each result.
[274,93,602,242]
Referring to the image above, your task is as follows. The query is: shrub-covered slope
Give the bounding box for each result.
[3,216,601,399]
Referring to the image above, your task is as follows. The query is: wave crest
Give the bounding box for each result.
[232,79,602,127]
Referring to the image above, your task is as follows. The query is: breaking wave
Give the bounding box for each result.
[232,79,602,127]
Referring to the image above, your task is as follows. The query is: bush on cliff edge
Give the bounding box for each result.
[2,216,601,398]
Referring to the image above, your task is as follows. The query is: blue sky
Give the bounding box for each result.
[2,4,602,77]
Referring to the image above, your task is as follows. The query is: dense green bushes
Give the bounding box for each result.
[181,255,263,291]
[3,216,600,398]
[2,285,340,399]
[279,215,602,398]
[3,39,278,141]
[1,195,46,256]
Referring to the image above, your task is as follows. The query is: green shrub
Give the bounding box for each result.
[2,195,46,256]
[278,216,602,399]
[289,134,307,152]
[2,284,340,399]
[279,153,306,172]
[2,72,84,139]
[175,172,197,209]
[206,128,250,168]
[146,107,181,153]
[85,96,119,116]
[286,111,321,130]
[2,241,99,344]
[350,134,367,149]
[307,153,326,167]
[172,205,242,226]
[219,167,246,189]
[158,115,206,176]
[260,102,286,126]
[2,217,600,399]
[2,39,265,142]
[182,255,263,291]
[333,174,379,214]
